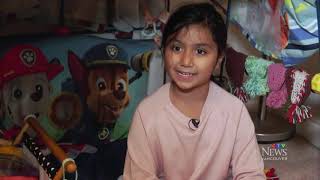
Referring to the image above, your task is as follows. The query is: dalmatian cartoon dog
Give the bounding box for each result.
[0,44,67,138]
[0,44,85,179]
[0,44,84,139]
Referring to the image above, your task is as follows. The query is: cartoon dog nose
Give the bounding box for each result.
[31,85,43,102]
[31,91,42,102]
[113,90,125,100]
[31,91,43,102]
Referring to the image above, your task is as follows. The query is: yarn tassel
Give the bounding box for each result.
[300,105,312,119]
[233,87,249,103]
[287,104,312,124]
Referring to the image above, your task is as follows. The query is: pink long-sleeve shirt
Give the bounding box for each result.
[124,82,265,180]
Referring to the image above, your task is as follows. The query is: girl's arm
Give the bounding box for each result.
[123,108,160,180]
[231,105,266,180]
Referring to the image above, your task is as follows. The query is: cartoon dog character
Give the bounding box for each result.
[68,43,131,143]
[67,43,132,179]
[0,44,85,179]
[0,44,67,139]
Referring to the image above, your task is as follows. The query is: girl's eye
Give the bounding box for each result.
[196,48,207,55]
[171,45,182,52]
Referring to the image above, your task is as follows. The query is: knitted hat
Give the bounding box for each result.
[311,73,320,94]
[266,63,288,109]
[225,48,249,102]
[285,67,312,124]
[243,56,274,98]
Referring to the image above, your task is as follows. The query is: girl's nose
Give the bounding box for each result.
[180,50,193,67]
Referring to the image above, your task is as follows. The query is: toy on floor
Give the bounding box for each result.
[265,168,279,180]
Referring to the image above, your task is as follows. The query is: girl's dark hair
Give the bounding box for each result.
[161,2,227,56]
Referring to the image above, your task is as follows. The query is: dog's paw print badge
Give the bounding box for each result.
[20,49,36,66]
[98,127,110,140]
[106,45,118,59]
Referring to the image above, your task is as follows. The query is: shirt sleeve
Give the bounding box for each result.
[231,104,266,180]
[123,108,160,180]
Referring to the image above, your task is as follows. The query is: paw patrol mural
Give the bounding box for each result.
[67,43,131,145]
[0,45,71,141]
[0,36,157,180]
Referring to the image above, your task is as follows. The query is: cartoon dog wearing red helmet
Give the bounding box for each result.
[0,44,84,179]
[0,44,80,140]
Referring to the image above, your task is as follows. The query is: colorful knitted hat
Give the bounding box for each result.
[285,67,312,124]
[243,56,274,98]
[225,48,249,102]
[266,63,288,109]
[311,73,320,94]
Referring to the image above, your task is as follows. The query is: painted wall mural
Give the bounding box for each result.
[0,35,159,180]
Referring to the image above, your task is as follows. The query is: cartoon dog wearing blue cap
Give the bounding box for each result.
[67,43,134,179]
[68,43,131,143]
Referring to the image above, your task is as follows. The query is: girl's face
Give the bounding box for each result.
[164,24,221,93]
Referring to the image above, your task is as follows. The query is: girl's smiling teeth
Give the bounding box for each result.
[177,71,194,77]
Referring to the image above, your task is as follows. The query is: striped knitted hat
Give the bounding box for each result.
[285,67,312,124]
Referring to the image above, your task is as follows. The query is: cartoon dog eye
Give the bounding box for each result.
[13,88,23,99]
[96,77,107,91]
[116,79,127,92]
[35,85,43,93]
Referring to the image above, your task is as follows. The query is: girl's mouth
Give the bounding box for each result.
[177,71,194,77]
[176,70,196,80]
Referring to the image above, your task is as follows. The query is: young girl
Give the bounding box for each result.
[123,2,265,180]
